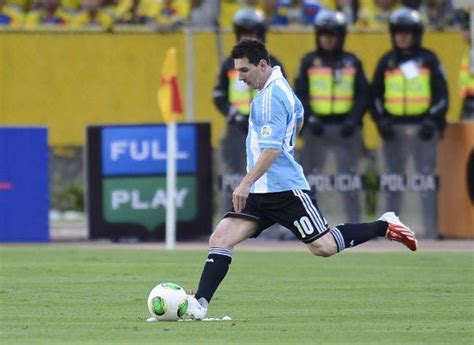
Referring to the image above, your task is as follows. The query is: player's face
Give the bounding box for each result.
[234,57,264,90]
[394,30,414,50]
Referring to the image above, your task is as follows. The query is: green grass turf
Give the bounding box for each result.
[0,245,473,345]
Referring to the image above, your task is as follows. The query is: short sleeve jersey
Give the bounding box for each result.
[246,66,310,193]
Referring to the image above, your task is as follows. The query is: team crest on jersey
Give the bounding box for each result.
[261,125,272,137]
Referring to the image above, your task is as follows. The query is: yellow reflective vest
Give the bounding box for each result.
[384,67,431,116]
[459,50,474,99]
[308,66,355,115]
[227,70,257,116]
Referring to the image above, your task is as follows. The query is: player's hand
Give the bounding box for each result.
[340,120,356,138]
[308,116,324,137]
[378,118,395,141]
[418,119,436,141]
[232,182,250,213]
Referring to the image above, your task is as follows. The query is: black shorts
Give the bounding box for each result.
[223,190,329,243]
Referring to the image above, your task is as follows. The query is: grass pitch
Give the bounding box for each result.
[0,245,473,345]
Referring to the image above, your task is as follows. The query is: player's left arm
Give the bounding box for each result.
[295,95,304,136]
[297,118,304,136]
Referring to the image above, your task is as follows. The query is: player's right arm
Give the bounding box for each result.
[233,148,280,213]
[233,86,289,212]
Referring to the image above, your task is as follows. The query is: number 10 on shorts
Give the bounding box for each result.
[293,216,315,238]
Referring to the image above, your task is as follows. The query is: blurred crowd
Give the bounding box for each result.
[0,0,468,31]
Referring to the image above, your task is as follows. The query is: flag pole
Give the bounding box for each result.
[166,120,177,250]
[158,47,183,250]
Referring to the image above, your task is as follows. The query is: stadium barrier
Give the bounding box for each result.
[0,30,464,148]
[438,122,474,238]
[0,127,49,242]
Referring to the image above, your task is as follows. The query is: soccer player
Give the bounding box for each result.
[213,7,286,214]
[183,39,418,321]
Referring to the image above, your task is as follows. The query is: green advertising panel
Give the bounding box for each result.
[103,176,197,231]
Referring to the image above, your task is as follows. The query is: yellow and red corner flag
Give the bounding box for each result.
[157,47,183,124]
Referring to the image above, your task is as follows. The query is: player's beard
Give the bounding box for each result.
[247,70,261,90]
[247,77,258,90]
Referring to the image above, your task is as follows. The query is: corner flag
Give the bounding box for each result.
[158,48,183,123]
[157,47,183,250]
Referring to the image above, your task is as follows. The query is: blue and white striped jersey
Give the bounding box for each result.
[246,66,310,193]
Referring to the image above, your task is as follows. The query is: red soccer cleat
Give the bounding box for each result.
[379,212,418,251]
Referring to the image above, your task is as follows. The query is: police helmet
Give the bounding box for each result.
[389,7,423,49]
[314,9,347,51]
[233,7,267,42]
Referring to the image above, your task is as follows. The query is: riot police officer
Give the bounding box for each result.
[371,7,448,237]
[213,7,286,212]
[295,9,369,224]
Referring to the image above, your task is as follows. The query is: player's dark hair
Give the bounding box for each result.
[231,39,270,66]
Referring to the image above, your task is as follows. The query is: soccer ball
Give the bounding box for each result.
[147,282,188,321]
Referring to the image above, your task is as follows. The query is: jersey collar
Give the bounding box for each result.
[261,66,283,90]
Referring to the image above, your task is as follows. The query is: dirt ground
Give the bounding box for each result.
[49,224,473,252]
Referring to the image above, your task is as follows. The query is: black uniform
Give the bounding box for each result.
[371,47,448,237]
[295,50,369,127]
[371,48,448,138]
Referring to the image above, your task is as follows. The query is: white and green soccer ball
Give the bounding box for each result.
[147,282,188,321]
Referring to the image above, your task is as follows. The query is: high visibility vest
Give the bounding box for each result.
[308,66,355,115]
[227,70,257,116]
[384,67,431,116]
[459,50,474,98]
